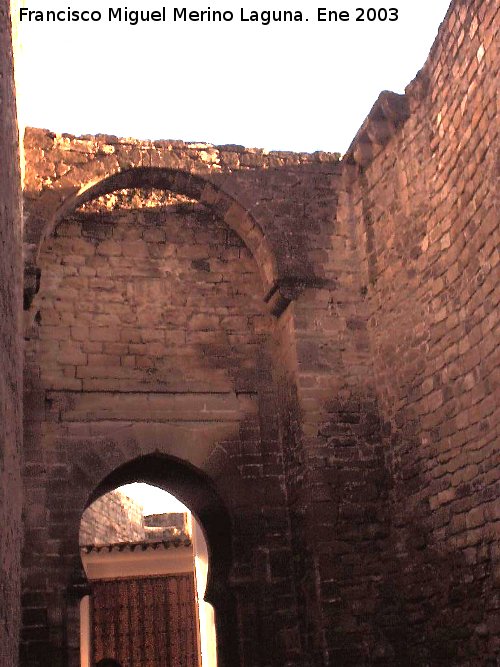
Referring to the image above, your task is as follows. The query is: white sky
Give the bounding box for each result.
[17,0,452,153]
[119,483,189,515]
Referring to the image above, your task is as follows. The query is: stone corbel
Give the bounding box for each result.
[264,276,328,317]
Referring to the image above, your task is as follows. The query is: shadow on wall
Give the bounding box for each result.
[370,419,499,666]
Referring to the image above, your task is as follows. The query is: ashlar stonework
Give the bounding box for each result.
[0,0,497,664]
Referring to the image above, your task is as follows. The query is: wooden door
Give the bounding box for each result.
[91,574,200,666]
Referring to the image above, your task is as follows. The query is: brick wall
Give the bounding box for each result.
[342,0,498,661]
[144,513,188,540]
[0,1,23,665]
[21,128,341,310]
[274,238,390,664]
[28,190,274,395]
[19,0,498,663]
[80,490,145,546]
[22,186,302,665]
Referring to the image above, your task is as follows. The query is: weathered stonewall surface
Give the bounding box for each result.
[79,490,146,546]
[339,0,498,661]
[0,1,23,665]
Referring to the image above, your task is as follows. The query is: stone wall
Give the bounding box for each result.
[18,0,498,664]
[22,182,305,665]
[21,128,341,312]
[20,132,385,666]
[0,1,23,665]
[341,0,499,662]
[144,512,188,540]
[271,206,388,663]
[144,513,185,529]
[79,490,145,546]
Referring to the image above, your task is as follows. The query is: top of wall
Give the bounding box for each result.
[24,126,341,174]
[343,0,469,168]
[22,0,483,177]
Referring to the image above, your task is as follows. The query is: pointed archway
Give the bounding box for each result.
[79,453,237,667]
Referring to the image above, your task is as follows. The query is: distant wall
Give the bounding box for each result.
[144,512,189,540]
[144,513,185,529]
[343,0,498,661]
[0,0,23,664]
[80,491,145,545]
